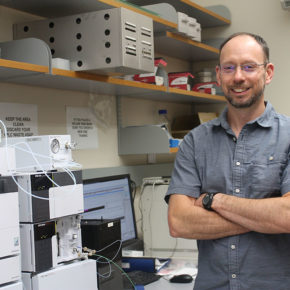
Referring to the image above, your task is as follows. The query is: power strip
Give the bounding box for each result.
[142,177,170,185]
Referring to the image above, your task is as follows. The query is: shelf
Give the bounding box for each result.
[118,125,176,154]
[167,87,224,103]
[0,0,177,32]
[0,1,229,155]
[0,59,225,104]
[155,31,219,61]
[0,0,231,31]
[126,0,231,28]
[0,59,48,78]
[172,130,189,134]
[0,59,222,155]
[171,129,189,138]
[117,94,181,155]
[99,0,177,32]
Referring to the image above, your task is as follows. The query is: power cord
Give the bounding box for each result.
[130,179,137,201]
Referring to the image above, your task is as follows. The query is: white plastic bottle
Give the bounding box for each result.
[158,109,171,134]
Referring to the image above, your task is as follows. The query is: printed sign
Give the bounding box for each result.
[0,103,38,138]
[66,106,98,149]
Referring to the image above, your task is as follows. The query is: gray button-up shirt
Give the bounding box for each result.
[166,102,290,290]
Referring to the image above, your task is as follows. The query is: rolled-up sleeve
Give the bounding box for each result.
[165,133,201,203]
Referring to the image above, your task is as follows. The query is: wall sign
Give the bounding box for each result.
[0,103,38,138]
[66,106,98,149]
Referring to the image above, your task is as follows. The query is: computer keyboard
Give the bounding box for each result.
[122,270,161,289]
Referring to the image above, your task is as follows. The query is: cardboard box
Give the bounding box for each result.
[192,22,201,42]
[177,12,189,35]
[168,72,195,90]
[171,113,218,138]
[188,17,200,40]
[176,13,201,41]
[192,82,219,94]
[133,57,167,86]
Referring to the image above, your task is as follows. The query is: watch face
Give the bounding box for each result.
[202,194,211,209]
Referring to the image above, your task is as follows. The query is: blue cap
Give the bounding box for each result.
[158,109,167,115]
[169,139,180,148]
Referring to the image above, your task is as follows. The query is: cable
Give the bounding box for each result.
[83,239,122,260]
[130,179,137,201]
[95,239,122,263]
[148,182,155,255]
[91,252,135,289]
[168,239,178,258]
[138,177,165,227]
[138,183,146,235]
[138,179,159,251]
[83,245,136,288]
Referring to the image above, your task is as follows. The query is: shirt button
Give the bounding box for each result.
[231,244,236,250]
[235,188,240,193]
[233,137,237,142]
[269,156,274,161]
[236,161,240,166]
[232,274,237,279]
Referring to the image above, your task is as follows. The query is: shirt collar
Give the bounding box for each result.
[212,102,275,129]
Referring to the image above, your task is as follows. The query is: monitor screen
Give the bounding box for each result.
[82,174,137,243]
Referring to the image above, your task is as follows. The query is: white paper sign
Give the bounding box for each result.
[0,103,38,137]
[66,106,98,149]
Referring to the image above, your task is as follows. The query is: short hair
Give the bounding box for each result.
[219,32,269,63]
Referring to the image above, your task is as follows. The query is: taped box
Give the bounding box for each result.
[192,82,219,94]
[168,72,195,90]
[133,57,167,86]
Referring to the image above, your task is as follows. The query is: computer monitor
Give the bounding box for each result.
[82,174,137,244]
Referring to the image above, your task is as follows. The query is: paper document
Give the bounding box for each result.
[157,259,197,279]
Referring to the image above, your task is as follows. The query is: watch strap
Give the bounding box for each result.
[202,192,218,211]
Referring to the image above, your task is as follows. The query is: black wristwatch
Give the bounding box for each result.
[202,193,217,211]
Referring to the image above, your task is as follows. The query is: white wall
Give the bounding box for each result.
[194,0,290,115]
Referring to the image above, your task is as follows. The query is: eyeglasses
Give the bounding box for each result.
[219,63,267,74]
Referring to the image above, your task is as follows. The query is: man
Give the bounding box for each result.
[166,32,290,290]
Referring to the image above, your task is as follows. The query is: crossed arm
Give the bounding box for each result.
[168,192,290,240]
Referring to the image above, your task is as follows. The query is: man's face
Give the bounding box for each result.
[216,35,273,109]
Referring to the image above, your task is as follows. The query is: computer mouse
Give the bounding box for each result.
[169,274,193,283]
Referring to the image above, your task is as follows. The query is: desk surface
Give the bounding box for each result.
[145,277,195,289]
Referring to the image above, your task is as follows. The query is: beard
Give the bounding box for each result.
[224,84,265,109]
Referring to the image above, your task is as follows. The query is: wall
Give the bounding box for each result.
[194,0,290,115]
[3,2,285,171]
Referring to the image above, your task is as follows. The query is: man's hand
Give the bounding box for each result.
[168,193,250,240]
[210,192,290,234]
